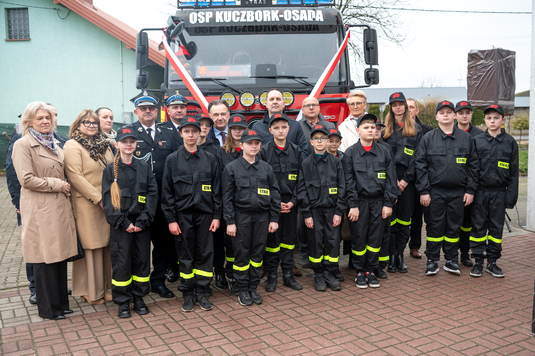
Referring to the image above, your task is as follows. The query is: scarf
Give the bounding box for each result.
[29,127,58,155]
[71,129,110,164]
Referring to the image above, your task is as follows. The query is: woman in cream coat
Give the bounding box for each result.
[337,90,368,152]
[64,109,114,305]
[13,101,77,320]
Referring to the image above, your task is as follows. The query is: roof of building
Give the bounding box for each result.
[55,0,164,68]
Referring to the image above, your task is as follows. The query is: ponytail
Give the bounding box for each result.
[110,151,121,210]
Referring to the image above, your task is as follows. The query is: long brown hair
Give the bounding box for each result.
[110,151,122,210]
[222,129,241,153]
[383,101,417,139]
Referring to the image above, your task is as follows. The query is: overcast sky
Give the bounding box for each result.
[94,0,532,93]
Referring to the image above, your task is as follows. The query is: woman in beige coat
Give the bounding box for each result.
[13,101,77,320]
[64,109,114,305]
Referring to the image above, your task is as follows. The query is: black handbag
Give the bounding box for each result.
[67,237,85,262]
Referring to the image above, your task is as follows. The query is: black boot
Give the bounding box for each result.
[387,255,397,273]
[396,254,408,273]
[283,271,303,290]
[265,273,277,292]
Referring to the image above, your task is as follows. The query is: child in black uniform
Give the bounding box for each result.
[222,129,280,306]
[102,127,158,318]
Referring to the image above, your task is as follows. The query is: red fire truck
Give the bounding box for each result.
[136,0,379,126]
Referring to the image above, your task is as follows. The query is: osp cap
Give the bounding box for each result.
[228,114,248,128]
[240,129,261,143]
[179,115,201,131]
[484,104,505,117]
[269,113,289,126]
[166,92,187,106]
[375,116,385,128]
[357,113,378,127]
[116,126,137,141]
[134,94,159,107]
[389,92,406,104]
[436,100,455,113]
[196,113,213,126]
[327,128,342,139]
[310,124,329,137]
[455,101,473,112]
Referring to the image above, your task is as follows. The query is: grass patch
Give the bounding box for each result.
[519,150,528,174]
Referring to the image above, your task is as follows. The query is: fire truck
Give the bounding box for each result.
[135,0,379,126]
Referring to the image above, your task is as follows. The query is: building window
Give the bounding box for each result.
[6,8,30,40]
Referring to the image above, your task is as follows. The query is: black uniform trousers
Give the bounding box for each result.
[389,182,415,255]
[424,186,464,262]
[213,222,226,276]
[176,211,214,297]
[110,227,151,304]
[459,205,473,256]
[222,220,235,278]
[307,207,340,274]
[350,200,384,273]
[469,188,506,263]
[232,210,270,292]
[150,206,176,288]
[379,215,391,268]
[34,261,69,319]
[409,196,424,250]
[265,206,297,274]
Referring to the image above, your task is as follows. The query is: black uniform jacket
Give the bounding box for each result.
[474,129,519,208]
[456,122,484,138]
[199,139,223,171]
[102,158,158,231]
[157,120,183,147]
[382,124,422,184]
[343,141,399,209]
[161,146,222,222]
[222,156,281,225]
[131,121,180,189]
[297,152,347,219]
[259,140,302,206]
[415,126,479,196]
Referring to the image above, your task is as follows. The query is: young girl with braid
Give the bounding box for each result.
[102,126,158,318]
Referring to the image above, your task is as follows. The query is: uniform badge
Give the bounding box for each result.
[137,127,144,132]
[136,151,141,156]
[158,141,167,147]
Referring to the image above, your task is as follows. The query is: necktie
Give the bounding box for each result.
[146,127,153,140]
[221,131,226,145]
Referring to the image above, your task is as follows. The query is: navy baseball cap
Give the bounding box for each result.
[389,92,406,104]
[310,124,329,137]
[484,104,505,117]
[116,126,137,141]
[179,116,201,131]
[436,100,455,113]
[455,101,473,112]
[327,127,342,139]
[196,113,213,126]
[241,129,261,143]
[228,114,248,128]
[357,113,378,127]
[269,113,290,126]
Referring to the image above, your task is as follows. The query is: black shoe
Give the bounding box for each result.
[324,271,341,291]
[461,255,474,267]
[366,272,380,288]
[166,269,179,283]
[197,295,213,311]
[215,274,228,289]
[443,260,461,275]
[265,274,277,292]
[29,292,37,305]
[486,262,504,278]
[68,288,72,295]
[425,260,439,276]
[118,301,131,318]
[355,272,367,289]
[182,296,195,312]
[375,267,388,279]
[51,315,66,320]
[314,273,327,291]
[333,269,345,282]
[470,262,483,277]
[63,309,73,315]
[133,297,149,315]
[151,285,175,298]
[387,255,397,273]
[228,278,238,296]
[238,291,253,306]
[395,254,408,273]
[283,272,303,290]
[249,289,263,305]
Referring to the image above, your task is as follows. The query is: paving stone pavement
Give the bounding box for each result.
[1,177,534,355]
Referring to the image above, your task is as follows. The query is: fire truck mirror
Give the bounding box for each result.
[137,71,150,90]
[136,32,149,70]
[363,29,378,66]
[364,68,379,85]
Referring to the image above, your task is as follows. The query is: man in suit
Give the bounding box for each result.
[207,99,231,147]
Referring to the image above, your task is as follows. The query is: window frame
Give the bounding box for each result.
[5,7,30,41]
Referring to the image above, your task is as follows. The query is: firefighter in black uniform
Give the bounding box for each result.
[415,100,479,276]
[131,94,180,298]
[454,101,484,267]
[158,92,187,147]
[222,129,281,306]
[161,116,222,312]
[259,113,303,293]
[297,124,346,292]
[102,127,159,318]
[469,104,518,278]
[344,114,399,289]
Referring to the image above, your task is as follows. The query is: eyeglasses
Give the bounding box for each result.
[138,106,157,112]
[349,102,366,107]
[81,121,99,128]
[303,104,319,109]
[311,137,328,142]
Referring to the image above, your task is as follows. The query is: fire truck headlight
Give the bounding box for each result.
[220,91,236,108]
[239,92,255,108]
[259,91,268,108]
[282,90,295,107]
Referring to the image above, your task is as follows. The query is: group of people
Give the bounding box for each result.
[8,87,518,320]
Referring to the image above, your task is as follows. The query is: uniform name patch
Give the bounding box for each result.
[288,174,297,181]
[258,188,270,196]
[202,185,212,192]
[456,158,467,164]
[138,196,146,203]
[328,188,337,195]
[498,161,509,169]
[404,147,414,156]
[377,173,386,179]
